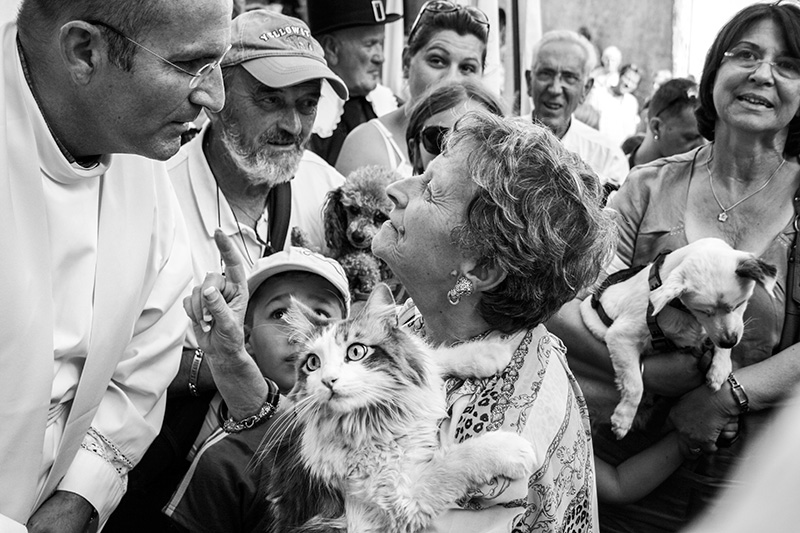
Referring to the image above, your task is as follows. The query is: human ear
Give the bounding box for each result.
[243,323,256,356]
[524,69,532,97]
[579,76,594,104]
[402,46,411,79]
[649,117,663,138]
[319,34,339,67]
[460,257,507,294]
[59,21,103,85]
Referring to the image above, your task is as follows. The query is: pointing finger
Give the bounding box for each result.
[214,230,247,288]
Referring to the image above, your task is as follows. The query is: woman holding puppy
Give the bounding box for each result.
[549,3,800,531]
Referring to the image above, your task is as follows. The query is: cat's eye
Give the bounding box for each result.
[346,343,373,362]
[304,354,321,371]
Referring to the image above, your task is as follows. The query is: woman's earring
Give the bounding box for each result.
[447,276,474,305]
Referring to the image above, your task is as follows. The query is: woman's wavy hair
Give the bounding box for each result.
[696,1,800,157]
[405,80,505,174]
[405,4,490,68]
[447,112,616,333]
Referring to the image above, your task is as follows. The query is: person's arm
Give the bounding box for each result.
[596,432,687,504]
[669,342,800,453]
[334,120,393,177]
[547,298,705,398]
[32,194,195,529]
[168,346,217,397]
[184,230,270,419]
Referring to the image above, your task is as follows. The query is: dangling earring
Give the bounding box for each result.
[447,276,474,305]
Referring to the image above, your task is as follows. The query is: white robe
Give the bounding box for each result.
[0,21,192,529]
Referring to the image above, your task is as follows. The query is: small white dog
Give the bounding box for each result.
[580,237,777,439]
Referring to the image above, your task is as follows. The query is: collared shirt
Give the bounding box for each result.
[561,117,631,187]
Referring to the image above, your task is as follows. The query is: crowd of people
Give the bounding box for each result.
[2,0,800,532]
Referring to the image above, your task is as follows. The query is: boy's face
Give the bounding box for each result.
[246,272,345,394]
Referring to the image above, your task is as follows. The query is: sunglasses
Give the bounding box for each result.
[419,125,450,156]
[654,86,699,118]
[408,1,490,44]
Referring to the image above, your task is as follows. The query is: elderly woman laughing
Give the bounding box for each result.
[372,110,615,532]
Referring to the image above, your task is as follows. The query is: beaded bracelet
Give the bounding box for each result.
[188,348,204,397]
[222,381,281,434]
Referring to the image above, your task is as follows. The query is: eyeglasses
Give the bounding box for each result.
[86,19,231,89]
[419,125,449,156]
[534,67,584,87]
[722,46,800,80]
[654,86,698,118]
[408,1,490,44]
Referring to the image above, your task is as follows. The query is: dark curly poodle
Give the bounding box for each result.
[323,166,401,299]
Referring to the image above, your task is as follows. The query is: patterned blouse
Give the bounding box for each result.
[399,302,599,532]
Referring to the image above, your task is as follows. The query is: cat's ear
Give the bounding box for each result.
[283,297,322,345]
[460,257,507,293]
[361,283,398,327]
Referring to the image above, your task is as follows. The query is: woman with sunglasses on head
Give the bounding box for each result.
[334,0,490,178]
[547,3,800,532]
[405,80,504,175]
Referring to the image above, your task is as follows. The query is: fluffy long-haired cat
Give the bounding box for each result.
[260,283,536,533]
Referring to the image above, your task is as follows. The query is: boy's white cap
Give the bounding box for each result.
[247,247,350,314]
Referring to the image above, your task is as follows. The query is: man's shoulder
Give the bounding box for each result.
[295,150,345,187]
[565,119,621,151]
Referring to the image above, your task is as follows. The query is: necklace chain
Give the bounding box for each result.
[707,148,785,223]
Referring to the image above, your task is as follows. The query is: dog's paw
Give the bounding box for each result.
[705,351,733,391]
[470,431,537,480]
[611,406,636,440]
[705,363,731,392]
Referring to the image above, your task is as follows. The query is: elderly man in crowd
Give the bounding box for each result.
[526,29,629,190]
[104,10,349,531]
[305,0,401,165]
[0,0,231,531]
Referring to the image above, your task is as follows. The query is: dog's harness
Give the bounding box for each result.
[590,250,690,352]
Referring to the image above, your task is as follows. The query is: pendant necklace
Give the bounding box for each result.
[707,150,785,223]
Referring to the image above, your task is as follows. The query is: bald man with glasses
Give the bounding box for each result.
[0,1,232,531]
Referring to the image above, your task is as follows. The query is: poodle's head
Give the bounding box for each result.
[324,166,400,257]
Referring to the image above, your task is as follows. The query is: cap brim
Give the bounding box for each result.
[241,56,349,100]
[247,258,351,315]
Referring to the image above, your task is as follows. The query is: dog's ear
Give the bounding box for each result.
[323,188,348,257]
[650,268,686,314]
[736,257,778,297]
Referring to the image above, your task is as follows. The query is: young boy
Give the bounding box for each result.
[163,246,350,533]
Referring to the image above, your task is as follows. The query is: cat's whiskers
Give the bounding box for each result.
[257,394,319,467]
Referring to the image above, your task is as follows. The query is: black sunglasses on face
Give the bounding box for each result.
[419,125,450,156]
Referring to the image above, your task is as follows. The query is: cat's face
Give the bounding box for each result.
[285,284,429,415]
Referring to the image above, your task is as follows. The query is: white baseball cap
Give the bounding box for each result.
[247,247,350,315]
